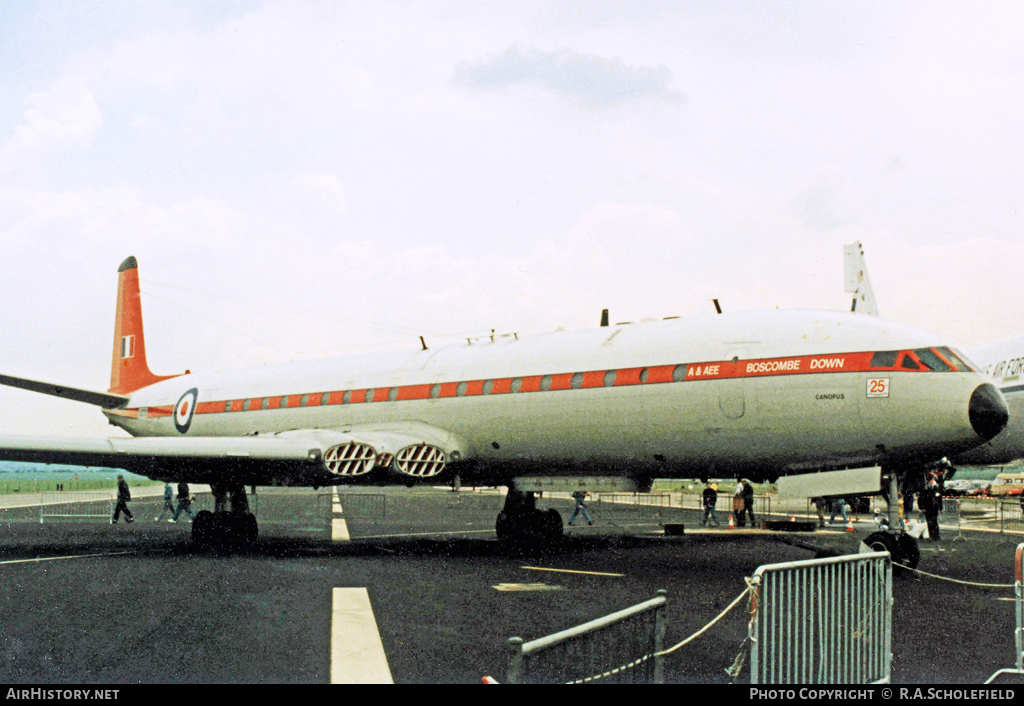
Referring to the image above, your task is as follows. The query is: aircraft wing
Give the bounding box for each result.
[0,424,462,487]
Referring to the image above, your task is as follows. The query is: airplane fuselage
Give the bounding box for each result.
[102,309,1003,484]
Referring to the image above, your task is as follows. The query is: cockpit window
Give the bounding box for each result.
[869,351,899,368]
[937,346,975,372]
[913,348,953,372]
[900,354,921,370]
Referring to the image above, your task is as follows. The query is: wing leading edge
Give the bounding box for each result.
[0,424,461,487]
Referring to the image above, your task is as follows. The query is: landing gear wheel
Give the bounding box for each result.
[544,509,563,542]
[192,510,214,546]
[896,533,920,570]
[863,531,919,570]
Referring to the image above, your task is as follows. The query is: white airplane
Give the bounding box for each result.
[842,242,1024,467]
[0,257,1009,566]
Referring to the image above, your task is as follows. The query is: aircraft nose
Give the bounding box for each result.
[969,383,1009,440]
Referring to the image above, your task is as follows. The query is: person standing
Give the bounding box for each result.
[568,490,593,526]
[112,474,134,524]
[701,482,720,526]
[171,481,196,522]
[740,480,756,527]
[155,482,175,521]
[919,477,943,541]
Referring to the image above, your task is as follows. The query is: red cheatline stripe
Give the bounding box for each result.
[125,349,936,419]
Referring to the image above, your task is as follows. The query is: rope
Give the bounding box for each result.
[908,565,1015,589]
[566,585,752,683]
[656,585,752,656]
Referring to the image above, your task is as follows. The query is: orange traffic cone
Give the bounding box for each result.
[728,514,735,529]
[846,519,855,532]
[790,515,796,522]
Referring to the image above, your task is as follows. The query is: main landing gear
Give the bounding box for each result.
[192,483,258,548]
[495,489,563,547]
[861,469,920,569]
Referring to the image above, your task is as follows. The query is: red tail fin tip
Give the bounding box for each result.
[109,256,182,394]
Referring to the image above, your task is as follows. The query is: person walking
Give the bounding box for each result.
[155,482,175,521]
[701,482,720,526]
[829,497,848,525]
[568,490,593,526]
[112,474,134,524]
[171,481,196,522]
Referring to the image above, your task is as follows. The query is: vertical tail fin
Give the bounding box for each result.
[843,241,880,316]
[109,256,181,394]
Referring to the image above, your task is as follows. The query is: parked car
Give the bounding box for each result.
[990,473,1024,497]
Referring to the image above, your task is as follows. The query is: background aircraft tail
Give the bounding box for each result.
[843,242,880,316]
[109,256,182,394]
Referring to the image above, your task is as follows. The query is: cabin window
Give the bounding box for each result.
[540,375,552,391]
[570,373,584,389]
[430,383,441,399]
[456,381,468,396]
[672,364,687,382]
[224,401,232,412]
[242,399,252,411]
[366,389,375,402]
[300,394,309,407]
[280,396,289,408]
[321,392,330,405]
[260,397,270,410]
[639,368,650,383]
[869,351,899,368]
[603,370,616,387]
[937,346,974,372]
[510,378,522,393]
[342,391,352,404]
[914,348,953,372]
[388,388,398,401]
[482,380,494,395]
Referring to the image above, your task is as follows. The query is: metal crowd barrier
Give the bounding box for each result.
[1001,502,1024,537]
[748,551,892,684]
[38,491,115,523]
[505,590,668,684]
[986,543,1024,683]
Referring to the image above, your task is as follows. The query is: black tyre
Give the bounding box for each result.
[896,533,921,569]
[544,509,563,541]
[192,510,214,545]
[862,531,898,557]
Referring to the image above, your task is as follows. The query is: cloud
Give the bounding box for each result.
[0,77,102,169]
[453,44,684,107]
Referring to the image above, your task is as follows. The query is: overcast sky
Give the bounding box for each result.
[2,1,1024,437]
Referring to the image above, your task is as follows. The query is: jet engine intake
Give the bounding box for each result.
[395,443,447,478]
[323,441,377,476]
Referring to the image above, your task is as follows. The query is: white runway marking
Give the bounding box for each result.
[331,588,393,684]
[332,518,350,542]
[0,551,134,566]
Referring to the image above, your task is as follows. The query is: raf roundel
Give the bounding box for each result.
[174,388,199,434]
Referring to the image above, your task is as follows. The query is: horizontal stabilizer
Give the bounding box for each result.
[0,374,129,409]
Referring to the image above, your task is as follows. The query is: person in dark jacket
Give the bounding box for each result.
[171,481,196,522]
[112,474,133,524]
[919,477,943,541]
[701,482,720,526]
[740,480,756,527]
